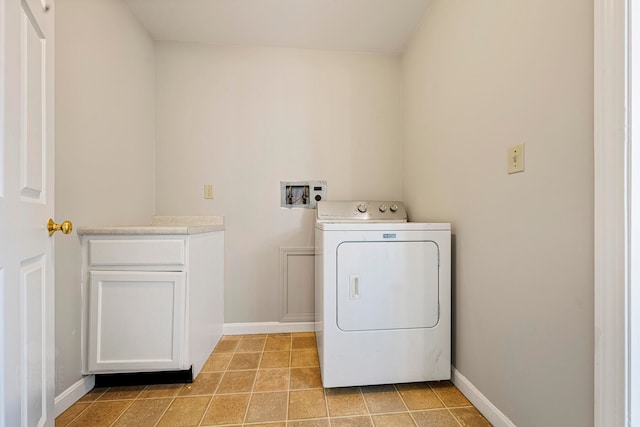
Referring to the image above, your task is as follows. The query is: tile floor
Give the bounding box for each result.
[55,333,492,426]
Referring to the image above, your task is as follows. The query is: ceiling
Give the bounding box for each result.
[123,0,432,54]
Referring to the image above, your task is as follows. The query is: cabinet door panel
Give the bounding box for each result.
[88,271,186,373]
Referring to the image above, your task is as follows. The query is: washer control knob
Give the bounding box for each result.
[379,205,387,212]
[389,204,398,213]
[357,204,367,213]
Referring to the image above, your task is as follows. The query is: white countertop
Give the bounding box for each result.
[76,216,224,236]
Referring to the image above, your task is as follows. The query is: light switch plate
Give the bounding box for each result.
[204,184,214,199]
[507,144,525,174]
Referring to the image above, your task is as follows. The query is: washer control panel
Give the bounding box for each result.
[317,201,407,222]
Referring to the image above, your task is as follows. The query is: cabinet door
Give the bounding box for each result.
[88,271,186,373]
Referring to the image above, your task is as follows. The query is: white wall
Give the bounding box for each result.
[154,43,402,322]
[55,0,155,395]
[401,1,593,426]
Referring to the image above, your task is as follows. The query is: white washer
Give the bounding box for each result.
[315,201,451,388]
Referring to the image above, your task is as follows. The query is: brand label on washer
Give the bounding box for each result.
[383,234,397,239]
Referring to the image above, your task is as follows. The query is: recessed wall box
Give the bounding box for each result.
[281,181,327,209]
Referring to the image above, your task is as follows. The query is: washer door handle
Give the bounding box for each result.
[349,274,360,300]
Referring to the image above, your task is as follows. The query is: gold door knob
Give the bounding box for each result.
[48,219,73,236]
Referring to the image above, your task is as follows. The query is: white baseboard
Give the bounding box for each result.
[55,375,95,417]
[223,321,315,335]
[451,367,516,427]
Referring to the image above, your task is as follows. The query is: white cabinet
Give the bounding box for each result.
[88,271,186,373]
[79,230,224,378]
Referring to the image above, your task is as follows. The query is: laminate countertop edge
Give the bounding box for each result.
[77,216,225,236]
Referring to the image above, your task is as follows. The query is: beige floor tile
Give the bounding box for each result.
[245,391,288,423]
[237,337,267,352]
[202,352,233,372]
[396,383,444,410]
[326,387,367,417]
[371,413,416,427]
[111,398,172,427]
[97,386,145,401]
[228,352,262,370]
[292,336,317,350]
[291,349,320,367]
[412,409,459,427]
[254,368,290,392]
[217,370,257,393]
[289,419,330,427]
[68,401,132,426]
[55,402,91,426]
[265,336,292,351]
[77,388,108,402]
[288,389,327,420]
[139,383,183,399]
[260,351,291,368]
[361,385,407,414]
[290,367,323,389]
[179,372,223,396]
[201,393,250,425]
[450,407,493,427]
[244,423,286,427]
[214,339,239,353]
[57,333,485,427]
[330,415,374,427]
[156,396,211,427]
[292,332,316,337]
[428,381,471,407]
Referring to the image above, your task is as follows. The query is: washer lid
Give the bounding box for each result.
[316,201,407,222]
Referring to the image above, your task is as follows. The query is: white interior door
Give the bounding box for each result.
[631,0,640,422]
[1,0,56,426]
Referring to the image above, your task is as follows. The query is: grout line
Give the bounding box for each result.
[150,380,194,426]
[286,333,293,424]
[152,395,179,427]
[241,347,262,425]
[427,382,463,427]
[77,386,136,425]
[427,382,464,427]
[197,375,220,427]
[448,408,465,427]
[394,383,420,426]
[61,400,94,427]
[322,382,331,421]
[107,400,135,427]
[195,395,214,426]
[358,385,376,426]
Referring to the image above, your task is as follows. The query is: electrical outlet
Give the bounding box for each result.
[507,144,525,174]
[204,184,214,199]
